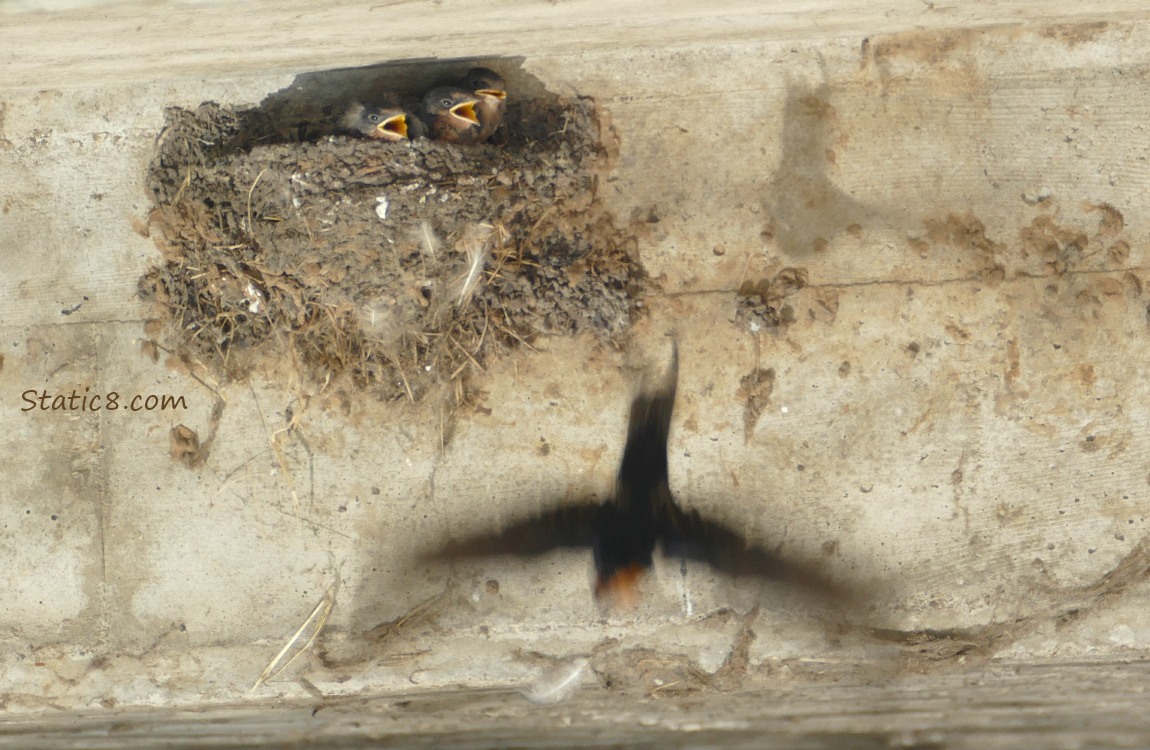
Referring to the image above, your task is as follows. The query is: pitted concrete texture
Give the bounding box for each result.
[3,0,1150,743]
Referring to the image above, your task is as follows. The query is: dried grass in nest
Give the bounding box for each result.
[139,97,641,404]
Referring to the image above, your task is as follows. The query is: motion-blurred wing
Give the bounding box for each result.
[661,505,856,602]
[419,502,603,561]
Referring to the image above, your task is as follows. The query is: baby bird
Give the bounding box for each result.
[343,102,425,141]
[421,86,482,144]
[461,67,507,142]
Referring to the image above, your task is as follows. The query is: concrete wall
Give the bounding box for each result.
[3,0,1150,715]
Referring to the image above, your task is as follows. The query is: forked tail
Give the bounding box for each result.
[616,338,679,506]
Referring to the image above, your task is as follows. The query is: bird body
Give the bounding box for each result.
[421,342,853,609]
[461,67,507,142]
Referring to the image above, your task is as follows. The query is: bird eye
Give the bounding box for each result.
[440,98,453,108]
[368,113,381,123]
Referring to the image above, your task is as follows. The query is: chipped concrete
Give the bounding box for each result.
[4,0,1150,743]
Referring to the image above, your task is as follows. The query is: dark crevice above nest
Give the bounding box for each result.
[138,58,643,404]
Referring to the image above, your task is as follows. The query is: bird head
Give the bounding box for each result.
[464,67,507,103]
[424,87,481,129]
[344,103,410,141]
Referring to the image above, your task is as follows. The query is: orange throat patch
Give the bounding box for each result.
[595,564,646,610]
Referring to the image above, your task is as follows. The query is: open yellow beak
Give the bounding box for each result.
[377,113,409,139]
[450,100,481,126]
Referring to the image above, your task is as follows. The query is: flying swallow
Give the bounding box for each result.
[421,342,855,610]
[343,102,425,141]
[461,67,507,142]
[421,86,482,145]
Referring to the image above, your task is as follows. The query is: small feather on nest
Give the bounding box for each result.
[454,222,493,308]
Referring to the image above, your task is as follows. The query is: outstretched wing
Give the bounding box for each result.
[418,502,604,561]
[660,504,859,603]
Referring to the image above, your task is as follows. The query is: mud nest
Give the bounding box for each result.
[139,95,641,402]
[735,267,808,331]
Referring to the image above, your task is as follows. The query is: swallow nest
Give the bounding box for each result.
[139,96,640,403]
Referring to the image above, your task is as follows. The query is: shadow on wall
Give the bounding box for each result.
[764,79,911,259]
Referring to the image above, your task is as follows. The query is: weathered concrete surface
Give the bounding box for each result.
[3,0,1150,742]
[5,659,1150,749]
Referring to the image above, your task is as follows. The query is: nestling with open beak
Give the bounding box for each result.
[343,102,425,141]
[420,340,859,611]
[422,86,483,144]
[461,67,507,142]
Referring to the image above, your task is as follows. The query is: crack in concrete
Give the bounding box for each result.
[668,263,1150,299]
